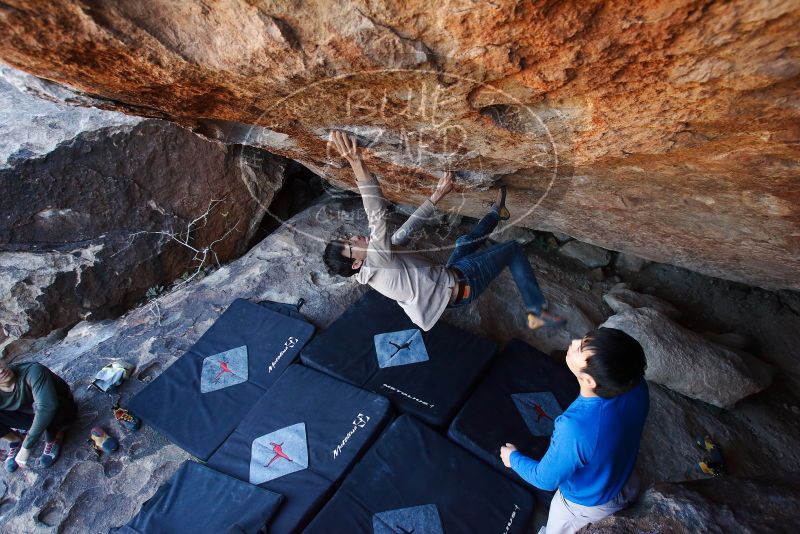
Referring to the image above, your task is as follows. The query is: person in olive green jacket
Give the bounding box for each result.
[0,359,77,472]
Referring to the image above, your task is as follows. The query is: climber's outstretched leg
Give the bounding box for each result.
[447,186,509,266]
[447,188,565,330]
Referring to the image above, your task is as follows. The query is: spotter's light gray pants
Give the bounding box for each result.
[538,474,641,534]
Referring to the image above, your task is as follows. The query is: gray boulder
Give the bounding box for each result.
[614,251,649,273]
[551,231,572,243]
[0,67,288,355]
[636,382,800,486]
[0,119,286,355]
[0,65,139,169]
[702,331,750,352]
[601,308,773,408]
[489,224,539,245]
[583,475,800,533]
[603,283,682,318]
[0,66,296,355]
[559,240,612,268]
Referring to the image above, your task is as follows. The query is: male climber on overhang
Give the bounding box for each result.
[322,131,565,331]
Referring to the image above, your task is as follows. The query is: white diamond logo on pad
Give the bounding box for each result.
[374,329,429,368]
[249,422,309,485]
[373,504,444,534]
[512,391,563,437]
[199,346,248,393]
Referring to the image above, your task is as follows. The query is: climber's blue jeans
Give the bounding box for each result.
[446,207,546,314]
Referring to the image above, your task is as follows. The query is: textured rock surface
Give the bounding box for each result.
[603,283,682,318]
[614,252,649,273]
[0,1,798,289]
[0,66,140,169]
[558,240,613,268]
[602,307,773,408]
[0,91,286,354]
[583,475,800,534]
[551,232,572,244]
[637,382,800,486]
[616,259,800,388]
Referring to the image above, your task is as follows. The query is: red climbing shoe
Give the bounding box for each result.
[113,404,141,432]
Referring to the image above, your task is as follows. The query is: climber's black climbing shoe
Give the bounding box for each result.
[495,185,511,220]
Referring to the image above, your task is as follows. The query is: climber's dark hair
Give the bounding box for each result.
[323,239,360,277]
[580,327,646,398]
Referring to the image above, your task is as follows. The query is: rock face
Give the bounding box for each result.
[558,240,613,269]
[603,283,682,318]
[583,475,800,534]
[0,1,797,289]
[602,307,773,408]
[0,65,140,168]
[614,252,648,273]
[0,75,286,354]
[637,382,800,487]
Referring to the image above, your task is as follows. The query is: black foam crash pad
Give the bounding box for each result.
[129,298,315,460]
[305,415,534,534]
[111,460,283,534]
[300,290,496,427]
[207,364,392,533]
[447,338,579,501]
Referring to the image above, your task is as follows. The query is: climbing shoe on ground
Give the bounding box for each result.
[495,185,511,220]
[4,441,21,473]
[697,458,725,476]
[113,404,140,432]
[527,311,567,330]
[695,435,725,463]
[90,427,119,454]
[40,431,64,468]
[695,434,725,476]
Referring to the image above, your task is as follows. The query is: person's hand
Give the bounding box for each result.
[500,443,517,468]
[329,131,360,163]
[431,171,455,204]
[15,445,31,467]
